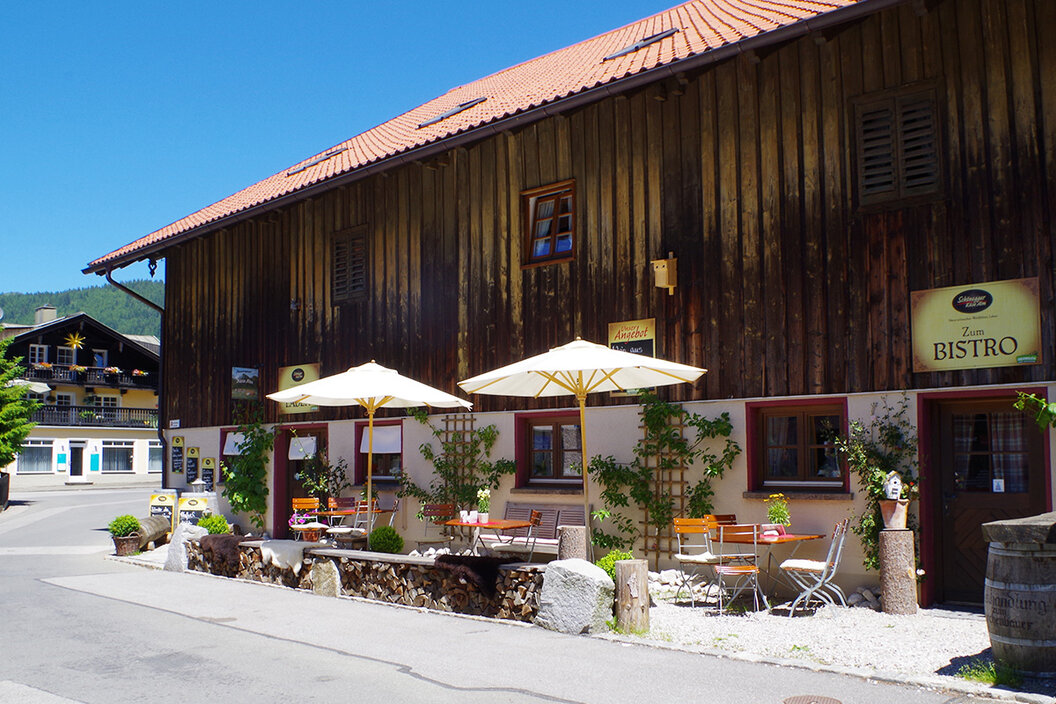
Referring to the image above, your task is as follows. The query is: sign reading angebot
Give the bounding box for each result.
[911,277,1041,373]
[608,318,656,397]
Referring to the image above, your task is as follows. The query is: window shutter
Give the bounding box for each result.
[332,227,367,303]
[854,85,941,207]
[898,94,939,197]
[857,102,896,204]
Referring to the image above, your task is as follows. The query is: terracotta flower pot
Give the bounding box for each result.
[879,498,910,530]
[112,534,140,556]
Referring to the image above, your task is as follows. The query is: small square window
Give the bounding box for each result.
[29,345,48,365]
[355,421,401,483]
[750,402,846,491]
[57,346,75,366]
[518,413,582,487]
[523,181,575,265]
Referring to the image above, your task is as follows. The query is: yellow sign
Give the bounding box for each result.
[608,318,656,397]
[911,277,1041,372]
[171,436,184,447]
[186,447,199,458]
[278,363,321,414]
[149,492,177,533]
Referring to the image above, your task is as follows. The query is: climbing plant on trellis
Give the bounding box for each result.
[588,393,741,569]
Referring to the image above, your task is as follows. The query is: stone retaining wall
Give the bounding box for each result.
[187,541,544,622]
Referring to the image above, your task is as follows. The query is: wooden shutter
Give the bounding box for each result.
[331,227,367,303]
[854,85,940,207]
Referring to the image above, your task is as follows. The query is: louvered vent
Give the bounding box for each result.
[898,96,939,195]
[854,86,941,207]
[332,228,367,303]
[858,105,896,200]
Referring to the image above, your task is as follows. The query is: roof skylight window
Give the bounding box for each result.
[417,97,487,129]
[286,146,348,177]
[603,27,679,61]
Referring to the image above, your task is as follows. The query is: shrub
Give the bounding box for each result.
[595,549,635,582]
[369,525,404,554]
[108,515,140,537]
[197,513,231,535]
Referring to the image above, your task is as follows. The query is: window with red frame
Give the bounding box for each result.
[523,180,575,265]
[355,422,402,483]
[519,414,582,486]
[753,404,845,490]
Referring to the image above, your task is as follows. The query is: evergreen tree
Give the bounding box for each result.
[0,338,39,470]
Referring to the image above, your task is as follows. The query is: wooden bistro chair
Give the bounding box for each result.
[714,523,769,612]
[673,517,720,606]
[415,503,456,551]
[290,497,320,541]
[780,518,850,617]
[326,496,358,526]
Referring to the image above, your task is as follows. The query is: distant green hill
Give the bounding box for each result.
[0,280,164,337]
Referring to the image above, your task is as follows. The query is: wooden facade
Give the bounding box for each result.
[162,0,1055,428]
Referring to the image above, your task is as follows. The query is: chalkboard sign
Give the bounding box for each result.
[177,495,208,525]
[186,447,199,484]
[171,436,184,474]
[201,457,216,492]
[149,493,177,533]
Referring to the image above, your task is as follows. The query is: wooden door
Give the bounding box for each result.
[272,428,327,538]
[935,399,1047,604]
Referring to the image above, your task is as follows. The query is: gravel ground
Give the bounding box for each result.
[600,598,1056,702]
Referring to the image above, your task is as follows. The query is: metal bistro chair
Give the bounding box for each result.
[780,518,850,617]
[326,496,358,526]
[714,523,769,612]
[673,517,720,606]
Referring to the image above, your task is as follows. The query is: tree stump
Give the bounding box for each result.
[615,559,649,633]
[879,529,917,615]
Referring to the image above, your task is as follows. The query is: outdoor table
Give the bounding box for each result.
[443,518,533,555]
[290,522,328,542]
[719,529,824,597]
[316,507,393,528]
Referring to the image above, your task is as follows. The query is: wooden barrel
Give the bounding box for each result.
[984,542,1056,678]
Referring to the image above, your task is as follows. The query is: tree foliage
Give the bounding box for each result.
[0,280,164,336]
[0,338,39,469]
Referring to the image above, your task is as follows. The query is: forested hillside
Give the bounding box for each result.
[0,280,163,336]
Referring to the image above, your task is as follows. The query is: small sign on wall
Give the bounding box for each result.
[231,366,260,400]
[186,447,199,483]
[171,436,184,474]
[277,363,320,414]
[201,457,216,492]
[608,318,656,396]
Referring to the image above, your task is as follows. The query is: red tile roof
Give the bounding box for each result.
[88,0,870,271]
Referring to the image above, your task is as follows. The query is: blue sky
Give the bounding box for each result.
[0,2,677,295]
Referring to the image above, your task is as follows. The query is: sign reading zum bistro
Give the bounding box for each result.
[911,277,1041,373]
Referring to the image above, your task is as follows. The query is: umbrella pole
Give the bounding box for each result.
[366,405,375,547]
[577,390,593,561]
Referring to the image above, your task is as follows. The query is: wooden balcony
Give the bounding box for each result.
[23,364,156,389]
[31,405,159,428]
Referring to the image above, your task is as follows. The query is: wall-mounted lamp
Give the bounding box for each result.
[651,252,677,295]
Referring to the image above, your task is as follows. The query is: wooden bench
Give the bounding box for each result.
[481,502,586,559]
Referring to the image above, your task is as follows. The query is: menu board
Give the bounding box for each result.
[149,492,177,532]
[201,457,216,492]
[177,495,209,525]
[186,447,199,484]
[171,436,184,474]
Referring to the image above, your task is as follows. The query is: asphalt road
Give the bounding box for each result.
[0,487,998,704]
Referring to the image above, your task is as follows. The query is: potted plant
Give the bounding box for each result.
[764,492,791,528]
[477,487,491,523]
[69,364,87,381]
[108,514,141,556]
[103,366,121,382]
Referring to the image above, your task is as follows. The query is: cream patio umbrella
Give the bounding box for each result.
[267,361,471,539]
[458,337,707,544]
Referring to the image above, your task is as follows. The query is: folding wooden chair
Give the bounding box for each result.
[290,497,320,541]
[714,523,769,612]
[416,503,456,551]
[780,518,850,617]
[326,496,358,526]
[672,517,720,606]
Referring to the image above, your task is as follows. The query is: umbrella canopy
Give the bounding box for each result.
[458,338,706,545]
[6,379,51,395]
[267,361,471,538]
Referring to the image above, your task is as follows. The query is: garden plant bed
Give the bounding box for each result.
[186,540,545,622]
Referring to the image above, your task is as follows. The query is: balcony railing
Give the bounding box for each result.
[23,364,155,388]
[31,405,159,428]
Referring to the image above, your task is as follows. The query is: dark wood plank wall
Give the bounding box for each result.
[163,0,1056,427]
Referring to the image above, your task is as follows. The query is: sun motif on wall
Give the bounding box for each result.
[64,332,85,349]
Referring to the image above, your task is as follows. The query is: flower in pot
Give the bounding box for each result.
[878,471,917,529]
[764,492,791,527]
[108,514,141,556]
[103,366,121,376]
[476,487,491,523]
